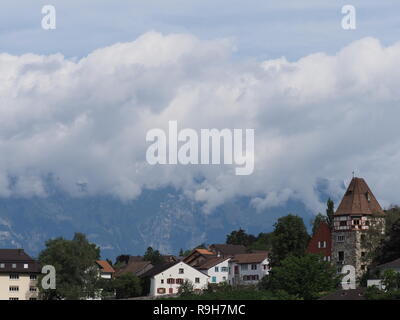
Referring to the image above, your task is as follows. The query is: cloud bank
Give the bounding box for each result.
[1,32,400,212]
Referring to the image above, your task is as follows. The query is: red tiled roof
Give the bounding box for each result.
[96,260,115,273]
[335,177,384,216]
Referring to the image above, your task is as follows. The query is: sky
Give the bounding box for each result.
[0,1,400,213]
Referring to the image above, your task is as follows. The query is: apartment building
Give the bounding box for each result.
[0,249,41,300]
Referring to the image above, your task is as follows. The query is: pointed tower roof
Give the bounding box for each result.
[335,177,384,216]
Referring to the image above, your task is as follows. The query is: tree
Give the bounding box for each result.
[374,218,400,265]
[226,228,256,247]
[143,247,163,265]
[115,254,130,267]
[259,254,339,300]
[248,232,273,251]
[311,213,327,236]
[178,280,194,296]
[38,233,101,300]
[270,214,310,266]
[113,273,142,299]
[326,198,335,229]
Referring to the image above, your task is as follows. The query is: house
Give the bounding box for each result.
[367,257,400,290]
[197,257,231,284]
[0,249,41,300]
[183,248,215,267]
[229,252,269,285]
[141,261,209,296]
[115,260,153,277]
[332,177,385,280]
[306,221,332,262]
[95,260,115,279]
[209,244,247,257]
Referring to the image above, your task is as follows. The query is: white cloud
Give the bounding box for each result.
[0,32,400,213]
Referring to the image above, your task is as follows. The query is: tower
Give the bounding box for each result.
[332,177,385,282]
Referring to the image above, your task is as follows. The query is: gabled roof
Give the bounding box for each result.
[96,260,115,273]
[115,260,152,277]
[209,244,247,256]
[231,252,268,264]
[377,257,400,269]
[197,257,230,270]
[195,249,214,256]
[140,261,180,278]
[306,221,332,255]
[335,177,384,216]
[0,249,35,261]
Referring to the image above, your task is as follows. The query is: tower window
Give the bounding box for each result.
[338,251,345,261]
[337,235,345,242]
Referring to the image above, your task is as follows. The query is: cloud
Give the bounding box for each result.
[0,32,400,213]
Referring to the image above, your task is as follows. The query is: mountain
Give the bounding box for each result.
[0,180,335,261]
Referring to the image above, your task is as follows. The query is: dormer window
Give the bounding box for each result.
[366,192,371,202]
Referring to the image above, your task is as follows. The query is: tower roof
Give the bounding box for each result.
[334,177,384,216]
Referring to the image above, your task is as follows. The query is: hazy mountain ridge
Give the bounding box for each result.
[0,183,331,260]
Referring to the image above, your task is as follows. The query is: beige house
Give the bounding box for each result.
[0,249,41,300]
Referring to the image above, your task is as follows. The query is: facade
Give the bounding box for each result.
[306,221,332,262]
[0,249,41,300]
[229,252,269,285]
[197,257,230,284]
[142,261,209,297]
[332,177,385,282]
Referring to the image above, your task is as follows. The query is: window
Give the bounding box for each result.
[337,235,345,242]
[361,234,366,241]
[29,287,37,292]
[12,263,16,269]
[211,276,217,283]
[9,274,19,280]
[338,251,345,261]
[178,268,184,274]
[361,252,366,258]
[222,276,226,281]
[167,278,175,284]
[30,275,37,280]
[241,264,248,271]
[214,266,219,272]
[251,264,257,270]
[318,241,327,248]
[353,219,360,225]
[160,279,164,284]
[24,264,28,269]
[176,278,184,285]
[9,297,19,300]
[9,286,19,292]
[0,263,4,268]
[361,265,366,271]
[195,277,200,283]
[340,221,347,227]
[221,267,228,272]
[263,264,267,270]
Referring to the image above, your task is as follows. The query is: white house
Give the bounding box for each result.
[229,252,269,285]
[197,257,230,284]
[142,261,209,297]
[367,257,400,291]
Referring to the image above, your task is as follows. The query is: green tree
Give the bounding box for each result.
[374,218,400,264]
[38,232,101,300]
[226,228,256,247]
[248,232,273,251]
[113,273,142,299]
[326,198,335,229]
[270,214,310,266]
[260,254,339,300]
[143,247,163,265]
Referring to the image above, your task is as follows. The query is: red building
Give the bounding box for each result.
[306,221,332,262]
